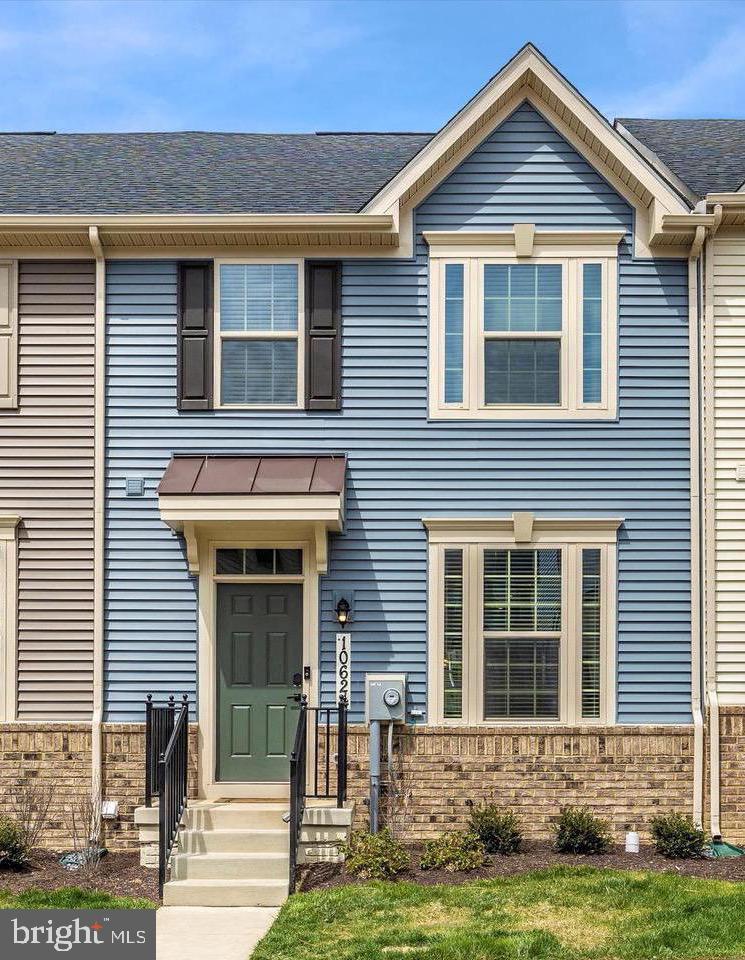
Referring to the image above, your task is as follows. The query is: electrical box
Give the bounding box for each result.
[366,673,406,723]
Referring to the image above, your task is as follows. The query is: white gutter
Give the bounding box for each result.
[88,226,105,816]
[0,212,396,235]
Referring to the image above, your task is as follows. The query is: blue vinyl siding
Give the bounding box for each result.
[104,102,691,724]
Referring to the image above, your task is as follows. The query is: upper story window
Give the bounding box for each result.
[426,229,621,420]
[216,260,304,409]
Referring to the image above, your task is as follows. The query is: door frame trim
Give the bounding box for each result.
[195,526,320,800]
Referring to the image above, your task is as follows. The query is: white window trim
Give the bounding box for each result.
[213,256,305,410]
[197,532,321,800]
[425,515,619,726]
[0,260,18,409]
[427,230,619,420]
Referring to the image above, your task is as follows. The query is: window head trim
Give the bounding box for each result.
[424,515,623,545]
[424,229,626,260]
[214,256,305,410]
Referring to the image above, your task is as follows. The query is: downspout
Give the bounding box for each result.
[688,225,705,828]
[703,205,724,837]
[89,226,105,821]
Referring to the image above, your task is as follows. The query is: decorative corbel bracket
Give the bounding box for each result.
[183,521,199,575]
[511,511,535,544]
[315,523,328,575]
[513,222,536,258]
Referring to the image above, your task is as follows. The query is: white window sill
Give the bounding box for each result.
[429,405,617,421]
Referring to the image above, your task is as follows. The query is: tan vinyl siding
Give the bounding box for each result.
[0,261,95,719]
[712,236,745,702]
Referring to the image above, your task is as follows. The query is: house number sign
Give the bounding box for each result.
[336,632,351,704]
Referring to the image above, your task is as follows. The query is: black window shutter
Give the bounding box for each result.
[305,261,341,410]
[177,261,213,410]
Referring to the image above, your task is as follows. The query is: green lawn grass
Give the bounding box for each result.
[0,888,156,909]
[253,867,745,960]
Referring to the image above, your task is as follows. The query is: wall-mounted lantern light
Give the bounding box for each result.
[335,597,351,626]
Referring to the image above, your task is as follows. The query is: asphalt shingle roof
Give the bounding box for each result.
[619,118,745,198]
[0,131,433,214]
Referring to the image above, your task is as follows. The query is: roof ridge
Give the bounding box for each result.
[619,117,745,123]
[0,129,434,138]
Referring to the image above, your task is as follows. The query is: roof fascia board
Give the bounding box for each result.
[0,213,400,257]
[0,213,395,233]
[159,493,343,531]
[706,193,745,206]
[0,243,406,260]
[362,47,690,221]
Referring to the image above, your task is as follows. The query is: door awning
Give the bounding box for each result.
[158,454,346,574]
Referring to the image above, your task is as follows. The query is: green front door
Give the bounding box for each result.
[216,582,303,782]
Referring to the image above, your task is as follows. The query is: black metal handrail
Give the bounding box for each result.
[157,696,189,897]
[288,696,348,893]
[145,695,178,807]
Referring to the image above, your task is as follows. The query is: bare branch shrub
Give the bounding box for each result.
[67,780,103,878]
[380,729,413,838]
[10,778,54,852]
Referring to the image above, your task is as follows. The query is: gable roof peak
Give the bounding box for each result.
[361,42,691,255]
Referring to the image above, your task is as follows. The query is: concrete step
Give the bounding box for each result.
[180,828,289,854]
[184,803,288,831]
[303,805,354,827]
[162,879,288,908]
[171,852,288,881]
[298,842,344,865]
[299,823,348,844]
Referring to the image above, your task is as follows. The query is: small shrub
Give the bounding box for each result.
[468,805,522,855]
[650,813,706,859]
[342,829,409,880]
[11,779,54,852]
[554,806,612,855]
[420,831,486,872]
[0,817,30,869]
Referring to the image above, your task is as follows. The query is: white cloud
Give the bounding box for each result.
[600,1,745,117]
[0,0,368,129]
[226,0,363,71]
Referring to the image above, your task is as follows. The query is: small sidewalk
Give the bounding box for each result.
[157,906,280,960]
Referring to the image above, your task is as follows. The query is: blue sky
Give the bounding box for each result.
[1,0,744,133]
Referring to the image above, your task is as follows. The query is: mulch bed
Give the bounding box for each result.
[298,840,745,891]
[0,850,159,902]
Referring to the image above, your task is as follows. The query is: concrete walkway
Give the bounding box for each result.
[157,906,280,960]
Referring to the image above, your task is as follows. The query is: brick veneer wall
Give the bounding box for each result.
[101,724,199,850]
[344,724,697,840]
[3,716,743,851]
[0,724,93,848]
[0,723,199,851]
[719,706,745,843]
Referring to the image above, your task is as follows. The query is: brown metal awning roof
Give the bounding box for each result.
[158,454,346,496]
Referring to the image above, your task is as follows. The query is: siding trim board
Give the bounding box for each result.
[0,261,18,408]
[0,515,20,720]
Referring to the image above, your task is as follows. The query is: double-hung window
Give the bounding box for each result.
[428,232,619,419]
[428,518,618,725]
[216,260,303,408]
